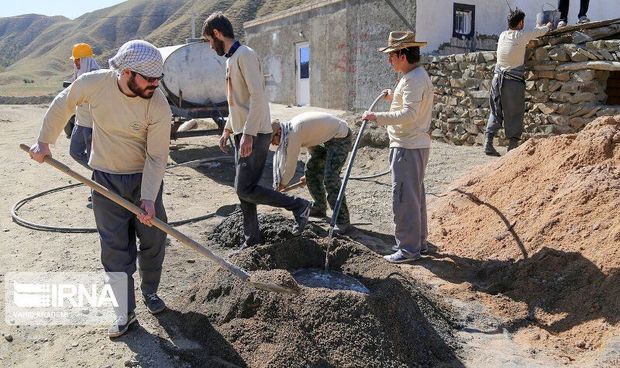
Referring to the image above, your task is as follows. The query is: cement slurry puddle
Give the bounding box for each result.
[292,268,369,294]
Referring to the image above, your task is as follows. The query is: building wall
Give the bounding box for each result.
[417,0,620,53]
[244,0,416,111]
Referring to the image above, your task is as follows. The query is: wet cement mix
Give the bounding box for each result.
[173,212,461,367]
[427,116,620,357]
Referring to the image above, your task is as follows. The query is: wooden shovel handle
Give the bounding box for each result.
[19,144,250,282]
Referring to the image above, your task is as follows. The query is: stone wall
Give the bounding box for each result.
[427,35,620,146]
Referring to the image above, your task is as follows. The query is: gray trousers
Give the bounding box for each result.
[486,77,525,141]
[69,125,92,169]
[390,147,429,257]
[234,133,307,246]
[92,170,167,313]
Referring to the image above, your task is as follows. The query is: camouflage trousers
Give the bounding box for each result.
[305,129,352,224]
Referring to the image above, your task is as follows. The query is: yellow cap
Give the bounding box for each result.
[70,43,94,60]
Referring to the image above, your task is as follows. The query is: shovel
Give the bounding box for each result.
[324,91,386,269]
[20,144,299,294]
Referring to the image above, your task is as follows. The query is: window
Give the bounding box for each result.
[453,3,475,39]
[299,47,309,79]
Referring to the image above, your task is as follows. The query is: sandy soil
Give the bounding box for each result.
[0,103,616,367]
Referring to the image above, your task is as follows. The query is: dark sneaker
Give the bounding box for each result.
[108,311,137,338]
[383,250,421,264]
[292,201,313,236]
[578,16,590,24]
[143,293,166,315]
[309,206,327,218]
[333,223,352,235]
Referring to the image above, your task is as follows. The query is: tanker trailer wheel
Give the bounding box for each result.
[213,115,226,133]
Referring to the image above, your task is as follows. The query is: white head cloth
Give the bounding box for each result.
[73,56,100,80]
[108,40,163,78]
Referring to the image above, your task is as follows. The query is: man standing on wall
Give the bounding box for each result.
[29,40,172,338]
[557,0,590,27]
[202,12,313,248]
[362,31,433,263]
[484,9,551,156]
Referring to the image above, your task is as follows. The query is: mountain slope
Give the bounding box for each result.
[0,0,305,97]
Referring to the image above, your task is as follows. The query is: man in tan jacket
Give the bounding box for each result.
[202,12,312,248]
[29,40,172,338]
[363,31,433,263]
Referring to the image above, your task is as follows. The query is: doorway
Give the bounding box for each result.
[296,42,310,106]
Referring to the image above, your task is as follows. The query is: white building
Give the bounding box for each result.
[416,0,620,53]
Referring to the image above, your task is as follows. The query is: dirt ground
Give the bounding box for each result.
[0,103,617,367]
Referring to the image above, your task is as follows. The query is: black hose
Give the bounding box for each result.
[11,157,234,233]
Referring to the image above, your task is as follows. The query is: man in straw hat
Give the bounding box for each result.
[484,9,551,156]
[29,40,172,337]
[362,31,433,263]
[202,12,313,248]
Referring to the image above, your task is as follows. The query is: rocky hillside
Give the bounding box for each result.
[0,0,306,97]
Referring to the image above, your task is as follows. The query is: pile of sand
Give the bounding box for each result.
[175,213,459,367]
[428,115,620,355]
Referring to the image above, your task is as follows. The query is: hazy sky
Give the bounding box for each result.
[2,0,127,19]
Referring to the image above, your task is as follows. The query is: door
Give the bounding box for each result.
[296,42,310,106]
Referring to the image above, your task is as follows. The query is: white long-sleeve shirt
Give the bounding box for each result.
[375,66,433,149]
[277,112,349,186]
[496,25,550,70]
[224,45,272,136]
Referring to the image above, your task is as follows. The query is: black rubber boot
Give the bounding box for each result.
[507,138,519,151]
[483,134,501,156]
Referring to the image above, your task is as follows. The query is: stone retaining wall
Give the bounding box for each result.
[427,36,620,146]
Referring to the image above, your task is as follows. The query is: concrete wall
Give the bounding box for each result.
[244,0,416,111]
[417,0,620,53]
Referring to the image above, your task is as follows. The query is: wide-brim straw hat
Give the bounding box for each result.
[378,31,427,53]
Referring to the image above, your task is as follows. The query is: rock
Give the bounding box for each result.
[596,107,619,116]
[5,335,13,342]
[539,124,557,134]
[549,48,570,62]
[534,103,557,115]
[463,122,479,134]
[481,52,496,62]
[550,92,571,103]
[579,81,602,93]
[532,64,557,72]
[536,70,555,79]
[548,115,570,126]
[569,92,597,104]
[572,31,593,45]
[548,80,562,92]
[450,79,465,88]
[570,50,589,62]
[528,92,549,103]
[560,82,580,94]
[534,47,550,62]
[569,117,588,129]
[124,358,140,367]
[526,81,536,91]
[536,79,549,92]
[554,72,570,81]
[573,70,595,82]
[597,49,614,61]
[469,90,489,99]
[431,129,445,138]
